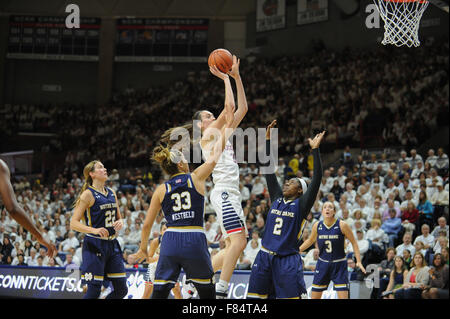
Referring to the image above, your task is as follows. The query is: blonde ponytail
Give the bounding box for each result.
[72,160,98,208]
[152,143,184,176]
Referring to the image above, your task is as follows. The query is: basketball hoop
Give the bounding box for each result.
[374,0,430,47]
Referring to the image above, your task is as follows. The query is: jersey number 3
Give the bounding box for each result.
[324,240,332,253]
[171,192,192,212]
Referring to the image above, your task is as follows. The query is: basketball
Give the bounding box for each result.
[208,48,233,74]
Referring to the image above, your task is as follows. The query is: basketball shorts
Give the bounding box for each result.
[153,230,214,291]
[80,235,126,285]
[247,250,306,299]
[210,187,247,239]
[311,258,349,291]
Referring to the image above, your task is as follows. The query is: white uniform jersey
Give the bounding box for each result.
[201,140,240,191]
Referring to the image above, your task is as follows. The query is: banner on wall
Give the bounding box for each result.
[256,0,286,32]
[297,0,329,25]
[0,265,367,299]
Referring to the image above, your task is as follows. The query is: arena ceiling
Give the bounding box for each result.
[0,0,256,19]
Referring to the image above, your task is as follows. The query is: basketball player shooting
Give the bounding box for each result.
[192,53,249,298]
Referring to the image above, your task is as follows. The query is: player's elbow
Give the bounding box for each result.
[7,203,22,217]
[69,219,76,231]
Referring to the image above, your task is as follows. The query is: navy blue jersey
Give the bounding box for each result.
[261,198,307,256]
[316,219,346,261]
[84,186,118,237]
[161,173,205,228]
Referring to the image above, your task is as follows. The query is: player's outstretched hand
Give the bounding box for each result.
[209,65,229,81]
[265,120,277,140]
[40,239,57,258]
[130,248,147,264]
[227,55,240,79]
[356,261,366,274]
[308,131,326,149]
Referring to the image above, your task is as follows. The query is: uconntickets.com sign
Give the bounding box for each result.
[0,266,343,299]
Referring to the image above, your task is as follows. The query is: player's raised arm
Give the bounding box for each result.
[227,55,248,129]
[298,131,325,216]
[202,65,235,136]
[262,120,283,202]
[340,221,366,274]
[0,160,57,258]
[130,183,165,263]
[300,221,319,253]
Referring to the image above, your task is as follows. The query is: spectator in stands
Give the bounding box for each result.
[382,199,401,222]
[242,239,260,268]
[63,253,78,267]
[416,240,429,257]
[343,182,356,205]
[394,252,430,299]
[383,256,408,299]
[347,230,369,266]
[396,233,416,258]
[400,190,417,210]
[374,246,397,298]
[435,148,449,174]
[408,149,423,169]
[1,236,13,263]
[382,209,402,248]
[366,219,387,250]
[422,253,449,299]
[401,201,420,235]
[251,176,265,200]
[414,224,435,251]
[431,182,449,223]
[239,183,250,203]
[341,208,354,229]
[417,190,434,228]
[329,180,344,202]
[352,210,367,231]
[347,257,359,281]
[26,248,38,266]
[205,221,218,250]
[433,235,448,254]
[432,217,449,238]
[59,230,79,252]
[341,146,354,170]
[442,247,449,265]
[303,248,319,271]
[425,149,438,168]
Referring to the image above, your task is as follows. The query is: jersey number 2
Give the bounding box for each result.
[105,210,116,227]
[273,217,283,235]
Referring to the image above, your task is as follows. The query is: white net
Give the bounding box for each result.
[374,0,429,47]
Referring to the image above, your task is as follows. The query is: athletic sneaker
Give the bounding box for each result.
[181,275,197,299]
[215,282,228,299]
[99,286,112,299]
